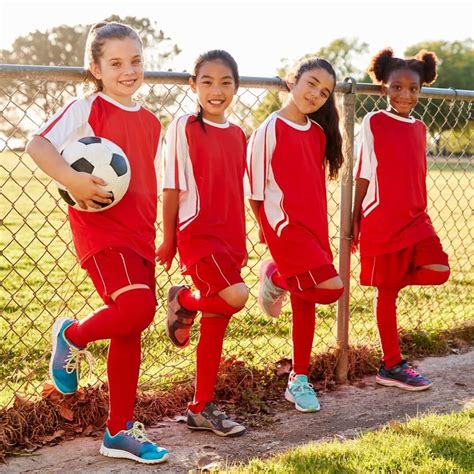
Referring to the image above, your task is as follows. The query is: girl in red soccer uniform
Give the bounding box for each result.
[157,50,248,437]
[247,58,344,412]
[352,48,450,391]
[26,22,168,464]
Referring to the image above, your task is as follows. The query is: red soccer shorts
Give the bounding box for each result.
[360,236,449,288]
[184,252,244,297]
[285,264,338,292]
[83,247,156,303]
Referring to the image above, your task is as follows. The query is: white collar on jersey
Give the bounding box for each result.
[274,112,311,131]
[201,117,230,128]
[381,109,416,124]
[97,92,141,112]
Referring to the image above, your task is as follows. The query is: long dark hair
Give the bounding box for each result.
[190,49,240,129]
[83,22,143,95]
[291,58,343,180]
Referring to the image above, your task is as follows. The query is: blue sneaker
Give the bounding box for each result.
[49,318,92,395]
[285,374,321,412]
[376,360,433,391]
[100,421,169,464]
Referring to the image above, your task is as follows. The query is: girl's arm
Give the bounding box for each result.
[26,136,112,210]
[248,199,265,244]
[156,188,179,271]
[351,178,369,252]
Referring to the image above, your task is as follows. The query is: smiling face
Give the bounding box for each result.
[90,37,144,106]
[189,59,237,123]
[284,67,335,123]
[383,68,421,117]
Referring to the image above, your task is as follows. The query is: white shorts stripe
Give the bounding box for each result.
[295,274,303,292]
[308,270,318,287]
[92,255,108,296]
[118,252,132,286]
[370,256,377,286]
[211,254,231,287]
[195,265,212,297]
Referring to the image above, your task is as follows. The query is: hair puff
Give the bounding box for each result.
[415,49,438,85]
[367,48,394,84]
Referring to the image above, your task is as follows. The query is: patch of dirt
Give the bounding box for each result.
[3,350,473,473]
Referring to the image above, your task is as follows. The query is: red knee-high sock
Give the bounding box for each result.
[188,315,230,413]
[376,288,402,369]
[106,333,141,435]
[402,268,450,287]
[178,289,241,316]
[271,272,289,291]
[62,289,155,436]
[65,289,156,347]
[65,305,120,347]
[290,294,316,375]
[295,287,344,305]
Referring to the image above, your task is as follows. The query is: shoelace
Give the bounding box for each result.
[64,347,96,381]
[210,407,228,420]
[402,367,421,378]
[126,421,151,443]
[265,281,288,305]
[292,381,315,395]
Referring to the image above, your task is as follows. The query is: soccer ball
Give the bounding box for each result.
[57,136,131,212]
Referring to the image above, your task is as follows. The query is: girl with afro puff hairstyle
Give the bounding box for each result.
[352,48,450,391]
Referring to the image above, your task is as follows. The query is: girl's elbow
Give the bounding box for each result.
[26,136,41,157]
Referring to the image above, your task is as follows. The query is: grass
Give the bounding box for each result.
[232,408,474,473]
[0,149,473,407]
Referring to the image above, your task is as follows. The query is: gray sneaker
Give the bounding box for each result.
[187,402,246,437]
[165,285,197,348]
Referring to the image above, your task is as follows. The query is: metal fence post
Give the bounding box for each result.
[335,78,357,384]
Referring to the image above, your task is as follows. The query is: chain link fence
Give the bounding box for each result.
[1,66,473,408]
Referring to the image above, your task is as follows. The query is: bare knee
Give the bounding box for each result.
[421,264,450,285]
[317,276,343,290]
[422,264,450,272]
[219,283,249,308]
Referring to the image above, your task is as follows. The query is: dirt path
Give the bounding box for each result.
[4,350,473,473]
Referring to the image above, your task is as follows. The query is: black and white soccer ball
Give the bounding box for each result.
[57,136,131,212]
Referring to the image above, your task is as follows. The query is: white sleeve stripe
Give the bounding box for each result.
[35,98,92,152]
[246,115,277,201]
[162,115,188,191]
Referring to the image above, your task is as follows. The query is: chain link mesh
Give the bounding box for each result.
[0,69,472,407]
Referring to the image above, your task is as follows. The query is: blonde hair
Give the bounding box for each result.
[83,22,143,95]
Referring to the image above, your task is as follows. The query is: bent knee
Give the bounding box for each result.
[115,288,156,333]
[317,275,344,290]
[422,265,450,285]
[219,283,249,309]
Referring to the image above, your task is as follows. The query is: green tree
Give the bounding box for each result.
[250,38,369,128]
[407,40,473,155]
[0,15,180,144]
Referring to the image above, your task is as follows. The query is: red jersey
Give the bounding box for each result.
[162,114,247,271]
[246,113,333,278]
[35,92,162,265]
[354,110,436,257]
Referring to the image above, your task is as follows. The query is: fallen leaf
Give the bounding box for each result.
[59,405,74,421]
[42,429,65,443]
[275,358,292,376]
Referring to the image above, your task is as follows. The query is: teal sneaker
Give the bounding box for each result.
[285,374,320,412]
[49,318,93,395]
[100,421,169,464]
